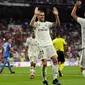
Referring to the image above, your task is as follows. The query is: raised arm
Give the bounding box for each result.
[30,7,40,27]
[52,7,60,27]
[71,1,81,21]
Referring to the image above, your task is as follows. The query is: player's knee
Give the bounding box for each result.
[81,67,85,72]
[51,56,58,65]
[41,59,47,67]
[81,68,85,77]
[31,62,36,67]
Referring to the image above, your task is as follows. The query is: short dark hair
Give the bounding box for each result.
[5,37,11,42]
[56,31,63,38]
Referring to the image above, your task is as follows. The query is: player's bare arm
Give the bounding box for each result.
[10,47,16,53]
[71,1,81,21]
[52,7,60,27]
[25,46,28,53]
[30,7,40,27]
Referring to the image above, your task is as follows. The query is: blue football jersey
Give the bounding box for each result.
[3,42,11,57]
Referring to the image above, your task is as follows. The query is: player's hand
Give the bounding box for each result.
[53,7,58,15]
[75,0,82,8]
[34,7,40,15]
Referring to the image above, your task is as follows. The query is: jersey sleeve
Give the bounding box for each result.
[25,38,30,46]
[63,39,67,45]
[46,21,53,28]
[33,22,38,28]
[77,17,85,25]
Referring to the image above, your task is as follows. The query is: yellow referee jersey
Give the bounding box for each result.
[53,38,67,52]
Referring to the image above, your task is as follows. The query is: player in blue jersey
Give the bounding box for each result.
[0,37,16,74]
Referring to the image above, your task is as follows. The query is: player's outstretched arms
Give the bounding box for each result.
[30,7,40,27]
[52,7,60,27]
[71,1,81,21]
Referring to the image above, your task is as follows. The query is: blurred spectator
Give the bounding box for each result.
[0,0,77,4]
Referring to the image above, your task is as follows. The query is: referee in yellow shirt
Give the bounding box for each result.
[53,32,67,77]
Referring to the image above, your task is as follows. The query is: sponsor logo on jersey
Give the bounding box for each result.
[38,26,48,31]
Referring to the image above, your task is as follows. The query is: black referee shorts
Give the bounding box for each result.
[57,50,65,63]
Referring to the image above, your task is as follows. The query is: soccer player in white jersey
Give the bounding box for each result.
[30,7,61,85]
[71,0,85,77]
[25,31,39,79]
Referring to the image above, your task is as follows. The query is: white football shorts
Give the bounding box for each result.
[29,52,39,63]
[38,45,58,60]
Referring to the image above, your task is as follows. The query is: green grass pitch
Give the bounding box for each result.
[0,66,85,85]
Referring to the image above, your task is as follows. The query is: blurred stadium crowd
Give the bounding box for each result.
[0,0,83,64]
[0,0,77,4]
[0,0,85,4]
[0,0,85,5]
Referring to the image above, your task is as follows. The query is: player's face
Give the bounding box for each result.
[38,12,45,22]
[8,39,12,43]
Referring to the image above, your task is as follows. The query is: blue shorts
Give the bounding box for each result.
[3,57,9,63]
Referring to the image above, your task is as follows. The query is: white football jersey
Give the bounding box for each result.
[25,37,39,54]
[77,17,85,68]
[34,21,53,46]
[77,17,85,48]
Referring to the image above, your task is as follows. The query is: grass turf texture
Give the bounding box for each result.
[0,66,85,85]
